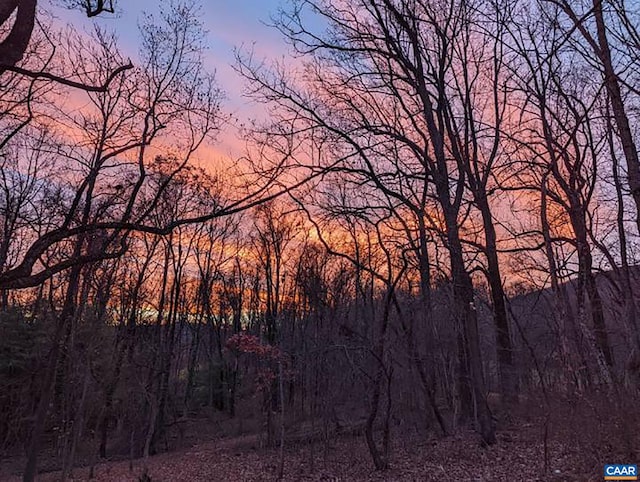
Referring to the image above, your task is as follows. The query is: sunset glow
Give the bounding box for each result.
[1,1,640,480]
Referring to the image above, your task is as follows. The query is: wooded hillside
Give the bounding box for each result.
[1,0,639,480]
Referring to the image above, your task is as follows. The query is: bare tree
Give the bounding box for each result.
[544,0,640,235]
[505,4,614,382]
[240,0,498,444]
[16,3,224,478]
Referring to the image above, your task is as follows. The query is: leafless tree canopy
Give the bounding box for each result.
[1,0,640,480]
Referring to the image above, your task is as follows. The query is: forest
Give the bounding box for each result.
[0,0,639,480]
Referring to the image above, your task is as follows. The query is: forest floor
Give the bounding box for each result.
[1,396,636,481]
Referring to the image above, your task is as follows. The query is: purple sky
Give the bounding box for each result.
[50,0,302,158]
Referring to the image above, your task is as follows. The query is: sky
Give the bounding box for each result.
[49,0,302,160]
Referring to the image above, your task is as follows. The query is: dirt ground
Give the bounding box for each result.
[1,397,636,481]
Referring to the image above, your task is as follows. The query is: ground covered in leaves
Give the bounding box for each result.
[1,397,636,481]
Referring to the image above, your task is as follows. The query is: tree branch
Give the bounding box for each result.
[0,62,134,92]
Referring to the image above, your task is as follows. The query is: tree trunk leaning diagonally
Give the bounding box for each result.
[592,0,640,237]
[476,194,518,404]
[551,0,640,235]
[0,0,117,70]
[23,262,82,482]
[0,0,37,69]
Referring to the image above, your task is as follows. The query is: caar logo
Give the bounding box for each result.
[604,465,638,480]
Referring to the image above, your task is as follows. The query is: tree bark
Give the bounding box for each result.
[476,194,518,404]
[23,264,82,482]
[443,205,495,445]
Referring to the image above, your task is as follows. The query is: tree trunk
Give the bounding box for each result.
[23,266,82,482]
[541,179,591,388]
[445,207,495,445]
[476,195,518,404]
[591,0,640,235]
[569,203,614,368]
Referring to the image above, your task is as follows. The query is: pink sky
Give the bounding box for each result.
[48,0,303,162]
